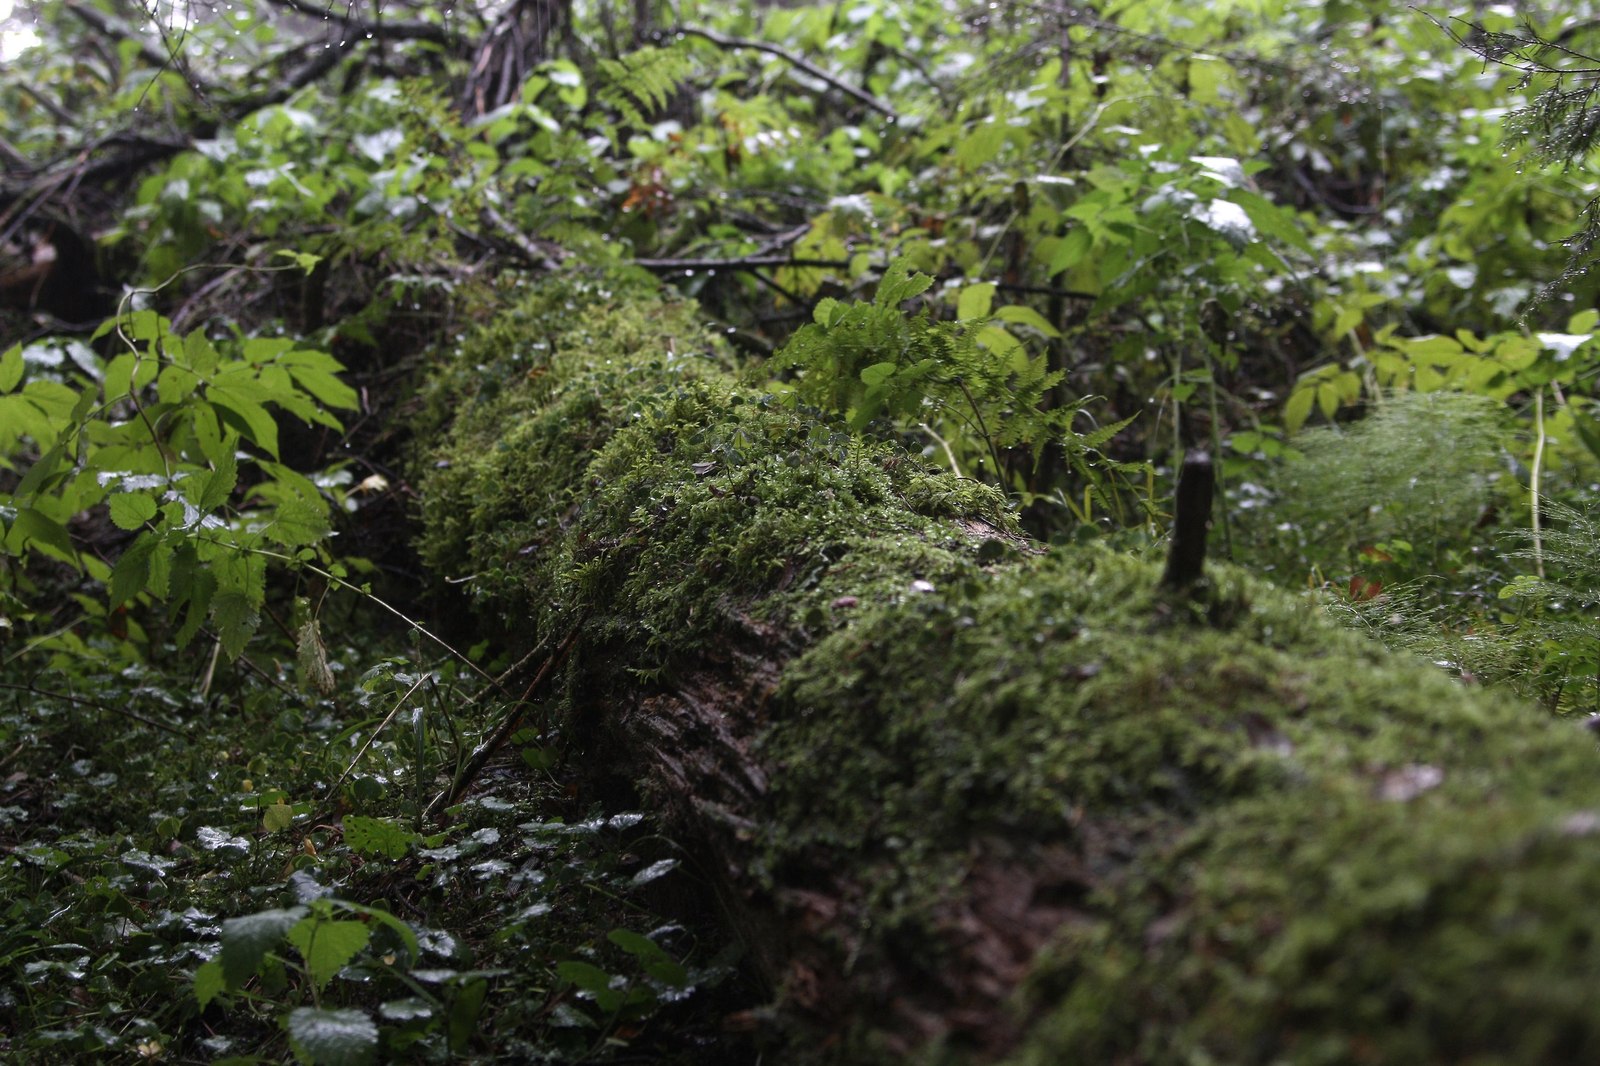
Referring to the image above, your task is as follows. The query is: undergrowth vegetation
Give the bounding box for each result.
[4,0,1600,1059]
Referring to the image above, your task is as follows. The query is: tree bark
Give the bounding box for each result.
[418,275,1600,1064]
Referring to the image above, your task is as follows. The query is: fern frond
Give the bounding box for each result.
[597,45,693,130]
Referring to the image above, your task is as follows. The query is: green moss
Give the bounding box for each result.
[421,277,1600,1064]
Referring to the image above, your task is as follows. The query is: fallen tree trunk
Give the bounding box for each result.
[418,274,1600,1064]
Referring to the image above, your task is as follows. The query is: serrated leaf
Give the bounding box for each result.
[183,330,221,375]
[874,259,933,308]
[287,917,370,992]
[287,366,359,412]
[213,589,259,659]
[957,282,996,321]
[343,816,416,860]
[199,447,239,513]
[109,492,159,531]
[193,957,226,1008]
[0,343,22,394]
[109,532,160,607]
[209,389,280,457]
[158,364,201,406]
[285,1007,378,1066]
[221,907,306,989]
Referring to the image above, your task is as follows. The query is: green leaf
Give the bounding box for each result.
[221,907,307,989]
[158,364,201,406]
[957,282,996,321]
[0,343,22,394]
[287,366,358,412]
[338,901,419,965]
[109,532,160,607]
[199,446,239,513]
[274,249,325,275]
[343,815,417,860]
[287,917,371,992]
[995,304,1061,337]
[1285,387,1315,433]
[213,590,260,659]
[557,961,623,1013]
[285,1007,378,1066]
[262,802,294,833]
[109,492,159,531]
[183,330,222,375]
[875,259,933,308]
[210,389,280,457]
[607,929,688,989]
[859,362,898,387]
[1047,228,1092,275]
[193,957,226,1008]
[6,507,76,564]
[448,978,489,1053]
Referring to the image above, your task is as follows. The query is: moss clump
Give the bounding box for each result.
[421,277,1600,1064]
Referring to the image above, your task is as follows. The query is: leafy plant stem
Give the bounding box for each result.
[1533,387,1547,578]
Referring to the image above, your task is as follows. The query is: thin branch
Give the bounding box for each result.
[672,24,900,120]
[0,681,186,736]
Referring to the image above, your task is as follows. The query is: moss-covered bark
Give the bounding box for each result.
[419,275,1600,1064]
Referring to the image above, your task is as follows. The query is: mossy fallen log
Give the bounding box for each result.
[419,274,1600,1064]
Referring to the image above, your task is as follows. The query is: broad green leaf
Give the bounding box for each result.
[158,364,201,406]
[213,589,260,659]
[199,447,239,513]
[287,917,370,992]
[995,304,1061,337]
[954,121,1005,171]
[859,362,897,386]
[210,390,280,457]
[287,366,359,412]
[183,330,221,375]
[6,507,76,564]
[193,958,226,1008]
[608,929,688,989]
[957,282,996,321]
[339,901,419,964]
[109,492,159,531]
[1315,383,1339,419]
[812,297,841,326]
[109,532,160,607]
[0,343,21,394]
[975,324,1023,359]
[557,961,623,1013]
[221,906,307,988]
[262,801,294,833]
[448,978,489,1053]
[285,1007,378,1066]
[1285,387,1315,432]
[1047,228,1092,275]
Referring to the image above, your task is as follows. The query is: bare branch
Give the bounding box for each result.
[672,24,900,121]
